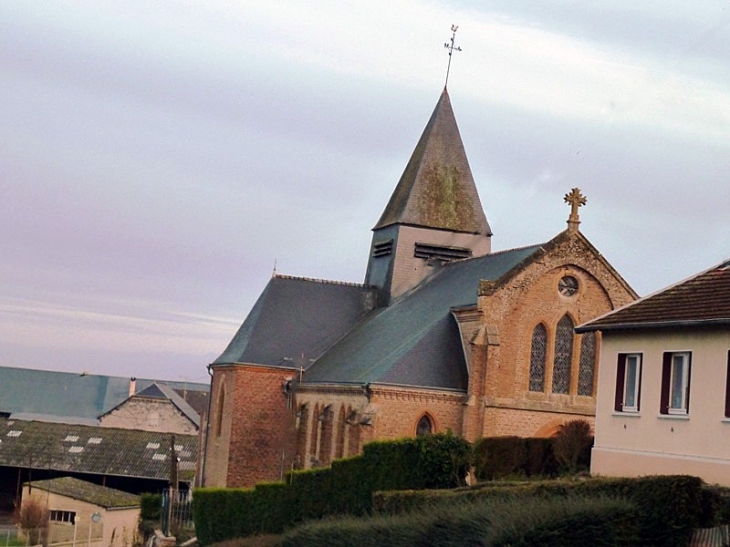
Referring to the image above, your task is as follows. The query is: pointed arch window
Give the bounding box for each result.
[577,332,596,396]
[215,383,226,437]
[529,324,548,392]
[416,415,433,436]
[552,315,574,394]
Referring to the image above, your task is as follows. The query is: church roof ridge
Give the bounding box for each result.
[273,273,372,289]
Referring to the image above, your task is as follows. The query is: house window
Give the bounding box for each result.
[661,352,691,414]
[615,353,642,412]
[577,332,596,396]
[416,415,433,436]
[529,324,547,392]
[49,510,76,523]
[552,315,574,394]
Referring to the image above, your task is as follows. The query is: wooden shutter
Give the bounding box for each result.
[615,354,626,412]
[725,351,730,418]
[660,353,672,414]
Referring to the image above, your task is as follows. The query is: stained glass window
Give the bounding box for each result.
[552,315,574,394]
[529,324,547,391]
[577,332,596,396]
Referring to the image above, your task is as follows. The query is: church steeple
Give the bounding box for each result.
[373,88,491,236]
[365,89,492,303]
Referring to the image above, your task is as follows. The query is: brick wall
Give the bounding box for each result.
[203,364,298,488]
[473,230,635,440]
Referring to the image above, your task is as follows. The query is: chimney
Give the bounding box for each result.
[129,377,137,397]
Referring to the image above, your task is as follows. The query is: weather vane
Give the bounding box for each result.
[444,24,462,88]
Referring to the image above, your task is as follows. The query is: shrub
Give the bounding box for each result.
[552,419,593,473]
[195,434,472,544]
[523,437,558,477]
[281,494,638,547]
[14,498,49,546]
[376,474,707,547]
[472,436,527,480]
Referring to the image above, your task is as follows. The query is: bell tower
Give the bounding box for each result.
[364,89,492,303]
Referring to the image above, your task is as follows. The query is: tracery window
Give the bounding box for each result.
[529,324,547,392]
[552,315,574,394]
[577,332,596,396]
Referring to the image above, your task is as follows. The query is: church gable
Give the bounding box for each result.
[467,224,637,438]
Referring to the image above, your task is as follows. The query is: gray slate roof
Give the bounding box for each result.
[0,418,197,481]
[214,275,378,368]
[26,476,140,508]
[304,244,544,389]
[0,367,208,425]
[373,88,492,236]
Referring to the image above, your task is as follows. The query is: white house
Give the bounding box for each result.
[578,258,730,486]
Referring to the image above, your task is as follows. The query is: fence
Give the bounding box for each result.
[160,490,194,536]
[1,527,20,547]
[690,525,730,547]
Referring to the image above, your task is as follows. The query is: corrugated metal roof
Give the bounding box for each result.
[578,259,730,331]
[0,366,208,423]
[0,418,197,481]
[303,244,544,388]
[214,275,378,368]
[26,477,140,508]
[373,88,491,236]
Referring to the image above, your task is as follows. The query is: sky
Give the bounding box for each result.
[2,1,729,384]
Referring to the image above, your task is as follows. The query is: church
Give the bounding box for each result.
[201,88,637,488]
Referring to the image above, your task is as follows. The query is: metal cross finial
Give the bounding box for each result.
[564,187,587,232]
[444,24,462,89]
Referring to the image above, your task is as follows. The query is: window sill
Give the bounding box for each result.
[611,411,641,418]
[657,413,689,421]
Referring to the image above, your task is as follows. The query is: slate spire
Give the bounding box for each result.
[374,88,491,236]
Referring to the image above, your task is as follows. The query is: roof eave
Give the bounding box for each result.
[576,317,730,333]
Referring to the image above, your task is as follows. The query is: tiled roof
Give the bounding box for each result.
[0,418,197,482]
[578,259,730,331]
[0,366,208,424]
[214,275,378,368]
[373,88,492,236]
[26,477,140,508]
[303,243,544,389]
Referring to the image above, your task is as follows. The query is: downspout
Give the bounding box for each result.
[199,363,214,487]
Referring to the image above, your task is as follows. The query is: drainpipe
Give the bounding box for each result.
[199,364,214,486]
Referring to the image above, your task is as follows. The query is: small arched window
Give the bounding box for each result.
[215,383,226,437]
[416,415,433,436]
[552,315,574,394]
[578,332,596,396]
[529,324,547,392]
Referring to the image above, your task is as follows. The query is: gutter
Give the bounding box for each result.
[576,317,730,333]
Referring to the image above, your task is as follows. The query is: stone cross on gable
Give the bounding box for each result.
[564,187,586,232]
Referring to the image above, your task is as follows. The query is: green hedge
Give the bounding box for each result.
[280,495,638,547]
[194,433,471,544]
[472,434,589,481]
[376,475,709,547]
[139,493,162,520]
